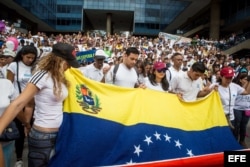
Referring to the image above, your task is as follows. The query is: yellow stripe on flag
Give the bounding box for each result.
[63,68,227,131]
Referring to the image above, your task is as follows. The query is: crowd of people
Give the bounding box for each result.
[0,18,250,167]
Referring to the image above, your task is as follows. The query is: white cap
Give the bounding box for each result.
[3,48,16,57]
[95,50,108,59]
[108,58,114,63]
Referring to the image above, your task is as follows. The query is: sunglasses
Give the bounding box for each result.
[156,68,166,73]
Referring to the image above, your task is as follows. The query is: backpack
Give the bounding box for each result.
[166,69,172,81]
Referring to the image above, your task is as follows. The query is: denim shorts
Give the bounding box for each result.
[28,127,58,167]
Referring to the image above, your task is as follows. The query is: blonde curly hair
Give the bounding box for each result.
[34,53,69,99]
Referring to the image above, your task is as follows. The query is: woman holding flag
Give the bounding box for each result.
[145,62,169,92]
[0,43,79,167]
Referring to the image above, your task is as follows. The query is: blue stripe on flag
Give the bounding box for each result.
[48,113,242,166]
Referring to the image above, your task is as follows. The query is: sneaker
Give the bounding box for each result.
[14,160,23,167]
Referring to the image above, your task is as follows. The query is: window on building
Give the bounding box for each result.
[57,5,70,13]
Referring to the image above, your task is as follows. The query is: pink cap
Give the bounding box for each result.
[153,62,166,70]
[220,67,234,78]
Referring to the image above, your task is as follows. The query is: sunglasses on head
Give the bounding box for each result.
[156,68,166,73]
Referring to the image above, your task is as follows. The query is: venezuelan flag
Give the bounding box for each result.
[48,68,242,167]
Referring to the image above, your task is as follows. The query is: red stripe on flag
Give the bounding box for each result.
[124,149,250,167]
[125,152,224,167]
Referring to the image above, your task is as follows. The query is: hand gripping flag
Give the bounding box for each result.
[48,68,242,167]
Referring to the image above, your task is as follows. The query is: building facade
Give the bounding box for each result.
[0,0,190,36]
[0,0,250,39]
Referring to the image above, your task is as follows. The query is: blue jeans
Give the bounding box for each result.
[2,141,14,167]
[28,128,58,167]
[233,109,250,142]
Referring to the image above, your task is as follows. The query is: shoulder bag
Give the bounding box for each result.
[226,86,235,129]
[0,121,20,141]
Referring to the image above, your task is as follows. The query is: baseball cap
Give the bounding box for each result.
[239,68,248,73]
[3,48,16,57]
[220,67,234,78]
[52,43,80,68]
[107,58,114,64]
[153,62,167,70]
[94,50,108,59]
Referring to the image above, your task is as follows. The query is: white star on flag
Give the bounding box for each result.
[187,149,194,157]
[174,139,182,149]
[134,145,143,157]
[144,135,153,146]
[129,130,195,164]
[126,159,135,164]
[164,133,171,143]
[154,131,161,140]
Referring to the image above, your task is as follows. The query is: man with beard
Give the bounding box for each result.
[80,49,110,83]
[111,47,146,88]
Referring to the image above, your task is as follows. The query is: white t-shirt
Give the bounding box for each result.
[138,73,147,84]
[170,72,203,102]
[111,63,138,88]
[104,66,113,84]
[166,66,184,87]
[217,83,244,120]
[211,75,217,84]
[80,63,109,82]
[0,79,18,116]
[0,65,8,78]
[145,79,167,92]
[234,94,250,111]
[41,46,52,53]
[7,61,33,93]
[29,71,68,128]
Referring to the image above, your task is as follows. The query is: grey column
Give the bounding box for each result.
[106,13,112,36]
[209,0,220,40]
